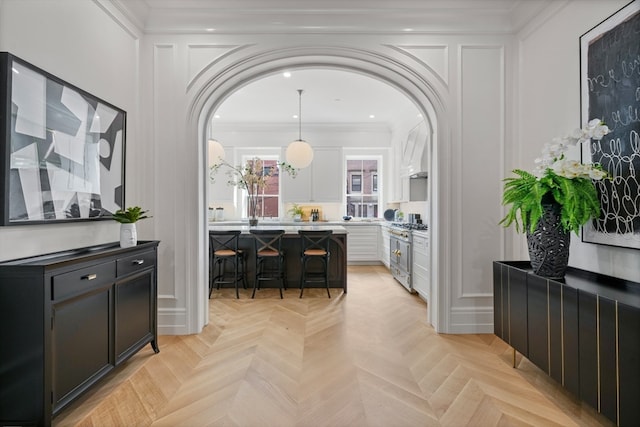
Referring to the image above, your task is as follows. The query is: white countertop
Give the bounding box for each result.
[208,224,348,234]
[209,219,384,226]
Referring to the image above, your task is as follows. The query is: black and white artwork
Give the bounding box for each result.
[0,53,125,225]
[580,1,640,249]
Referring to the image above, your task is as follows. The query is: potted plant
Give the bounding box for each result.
[288,204,304,221]
[112,206,151,248]
[500,119,610,278]
[210,158,297,226]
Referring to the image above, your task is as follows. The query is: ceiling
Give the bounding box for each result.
[212,69,421,127]
[113,0,551,128]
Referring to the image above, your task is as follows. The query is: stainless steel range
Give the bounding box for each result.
[389,222,428,292]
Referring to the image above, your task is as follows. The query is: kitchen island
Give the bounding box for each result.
[208,224,348,293]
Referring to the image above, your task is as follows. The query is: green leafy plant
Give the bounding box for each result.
[112,206,151,224]
[500,119,610,235]
[288,203,304,217]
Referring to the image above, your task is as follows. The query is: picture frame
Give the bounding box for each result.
[0,52,126,225]
[580,1,640,249]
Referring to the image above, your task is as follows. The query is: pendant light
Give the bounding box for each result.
[208,138,225,166]
[286,89,314,168]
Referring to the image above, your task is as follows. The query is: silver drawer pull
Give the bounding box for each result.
[82,273,97,281]
[132,259,145,265]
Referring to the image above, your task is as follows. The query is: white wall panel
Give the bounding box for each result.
[186,44,247,90]
[153,44,181,304]
[392,45,449,85]
[459,45,504,301]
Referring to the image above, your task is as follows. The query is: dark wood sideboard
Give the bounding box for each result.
[0,241,160,427]
[493,261,640,427]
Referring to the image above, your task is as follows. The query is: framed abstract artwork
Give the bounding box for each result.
[0,52,126,225]
[580,0,640,249]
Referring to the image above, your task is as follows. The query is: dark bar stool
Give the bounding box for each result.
[209,230,247,299]
[250,229,286,299]
[298,229,333,298]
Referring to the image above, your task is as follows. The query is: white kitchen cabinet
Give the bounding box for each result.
[344,225,380,264]
[281,163,311,202]
[412,231,429,301]
[379,224,391,268]
[282,147,342,202]
[310,148,342,202]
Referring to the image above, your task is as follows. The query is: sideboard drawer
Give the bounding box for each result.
[53,261,116,300]
[117,250,156,277]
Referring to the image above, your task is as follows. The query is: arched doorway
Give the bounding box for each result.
[187,46,451,333]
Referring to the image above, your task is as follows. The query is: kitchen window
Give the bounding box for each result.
[241,156,281,219]
[345,157,380,218]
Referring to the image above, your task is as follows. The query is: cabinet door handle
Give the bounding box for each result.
[82,273,97,281]
[132,259,145,265]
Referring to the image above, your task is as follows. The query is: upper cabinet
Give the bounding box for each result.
[282,147,342,203]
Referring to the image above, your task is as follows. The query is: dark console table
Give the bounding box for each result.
[0,241,160,427]
[493,261,640,426]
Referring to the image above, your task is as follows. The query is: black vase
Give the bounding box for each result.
[526,199,570,279]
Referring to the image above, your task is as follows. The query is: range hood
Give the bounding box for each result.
[402,121,430,179]
[409,171,428,179]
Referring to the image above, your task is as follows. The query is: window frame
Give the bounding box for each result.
[344,154,383,219]
[239,153,281,219]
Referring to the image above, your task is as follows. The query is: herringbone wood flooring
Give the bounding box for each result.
[53,266,613,426]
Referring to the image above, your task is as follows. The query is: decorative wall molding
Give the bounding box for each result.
[186,44,253,91]
[158,307,188,335]
[456,44,506,310]
[183,44,452,332]
[449,306,494,334]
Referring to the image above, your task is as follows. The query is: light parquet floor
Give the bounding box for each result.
[53,266,614,427]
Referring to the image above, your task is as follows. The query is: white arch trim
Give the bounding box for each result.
[185,46,453,333]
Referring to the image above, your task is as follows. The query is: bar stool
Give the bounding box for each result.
[298,229,333,298]
[209,230,247,299]
[250,229,286,299]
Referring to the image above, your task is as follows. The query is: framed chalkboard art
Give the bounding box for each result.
[580,0,640,250]
[0,52,126,225]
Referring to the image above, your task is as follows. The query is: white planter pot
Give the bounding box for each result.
[120,223,137,248]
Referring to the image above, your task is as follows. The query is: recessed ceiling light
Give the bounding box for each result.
[283,71,291,78]
[205,28,215,32]
[403,28,414,32]
[369,115,376,119]
[293,114,299,119]
[417,113,423,118]
[214,114,221,119]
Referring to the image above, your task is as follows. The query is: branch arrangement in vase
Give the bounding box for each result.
[500,119,611,235]
[210,158,297,220]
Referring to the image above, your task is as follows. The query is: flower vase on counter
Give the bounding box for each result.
[120,223,137,248]
[209,157,299,228]
[248,193,259,227]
